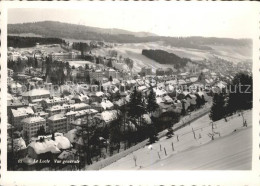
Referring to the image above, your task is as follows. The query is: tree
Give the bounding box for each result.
[226,72,252,114]
[124,58,134,73]
[209,93,226,122]
[109,76,113,82]
[148,124,158,144]
[86,74,90,84]
[109,50,118,58]
[128,87,146,125]
[147,87,159,115]
[36,125,46,136]
[85,64,89,70]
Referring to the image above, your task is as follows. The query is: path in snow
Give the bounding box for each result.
[102,110,252,170]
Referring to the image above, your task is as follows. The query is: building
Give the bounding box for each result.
[89,69,104,84]
[41,97,70,109]
[7,77,14,85]
[71,103,90,111]
[9,83,23,95]
[140,67,152,76]
[8,68,14,77]
[48,114,68,133]
[48,51,80,61]
[22,116,46,141]
[22,89,50,103]
[46,104,72,116]
[105,68,116,79]
[11,107,35,130]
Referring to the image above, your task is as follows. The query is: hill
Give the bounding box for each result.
[8,21,252,50]
[8,21,157,41]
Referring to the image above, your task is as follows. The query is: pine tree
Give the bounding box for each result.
[209,93,226,121]
[147,87,159,115]
[128,87,146,124]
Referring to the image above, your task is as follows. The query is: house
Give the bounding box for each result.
[11,107,35,130]
[48,114,68,133]
[94,110,121,127]
[100,99,114,110]
[46,104,72,116]
[41,97,70,109]
[22,89,50,103]
[8,68,14,77]
[9,83,23,95]
[22,116,46,141]
[27,133,71,160]
[71,94,89,104]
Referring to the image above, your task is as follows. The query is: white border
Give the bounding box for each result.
[0,1,259,185]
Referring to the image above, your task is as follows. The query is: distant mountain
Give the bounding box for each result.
[8,21,252,50]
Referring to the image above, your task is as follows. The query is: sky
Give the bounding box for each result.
[7,2,257,39]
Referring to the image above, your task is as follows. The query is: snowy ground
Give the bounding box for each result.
[103,110,252,170]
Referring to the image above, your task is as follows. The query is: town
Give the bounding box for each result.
[7,38,252,171]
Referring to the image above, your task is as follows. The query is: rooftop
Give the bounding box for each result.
[22,89,50,97]
[22,116,46,124]
[11,107,34,117]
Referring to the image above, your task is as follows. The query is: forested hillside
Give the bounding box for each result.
[8,21,252,50]
[142,49,192,68]
[8,36,64,48]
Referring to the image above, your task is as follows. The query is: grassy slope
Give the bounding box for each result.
[91,42,252,73]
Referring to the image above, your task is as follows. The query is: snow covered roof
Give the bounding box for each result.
[10,83,22,88]
[178,79,187,85]
[190,77,198,83]
[47,104,71,111]
[94,110,120,123]
[22,116,45,124]
[69,109,98,118]
[71,103,89,110]
[197,91,206,98]
[138,85,148,92]
[7,93,13,101]
[108,68,115,72]
[28,134,71,154]
[179,72,189,76]
[142,114,151,125]
[13,137,27,152]
[153,88,167,97]
[156,97,164,104]
[166,80,178,85]
[28,140,60,154]
[96,91,104,97]
[64,129,78,143]
[48,114,66,121]
[44,97,69,104]
[164,95,173,103]
[22,89,50,97]
[54,135,71,150]
[114,98,126,107]
[11,107,34,117]
[101,100,114,110]
[202,68,209,73]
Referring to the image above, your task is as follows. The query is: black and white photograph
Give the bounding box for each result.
[0,1,259,185]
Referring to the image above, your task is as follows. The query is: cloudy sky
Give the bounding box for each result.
[7,2,257,39]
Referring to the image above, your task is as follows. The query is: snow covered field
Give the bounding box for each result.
[103,110,252,170]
